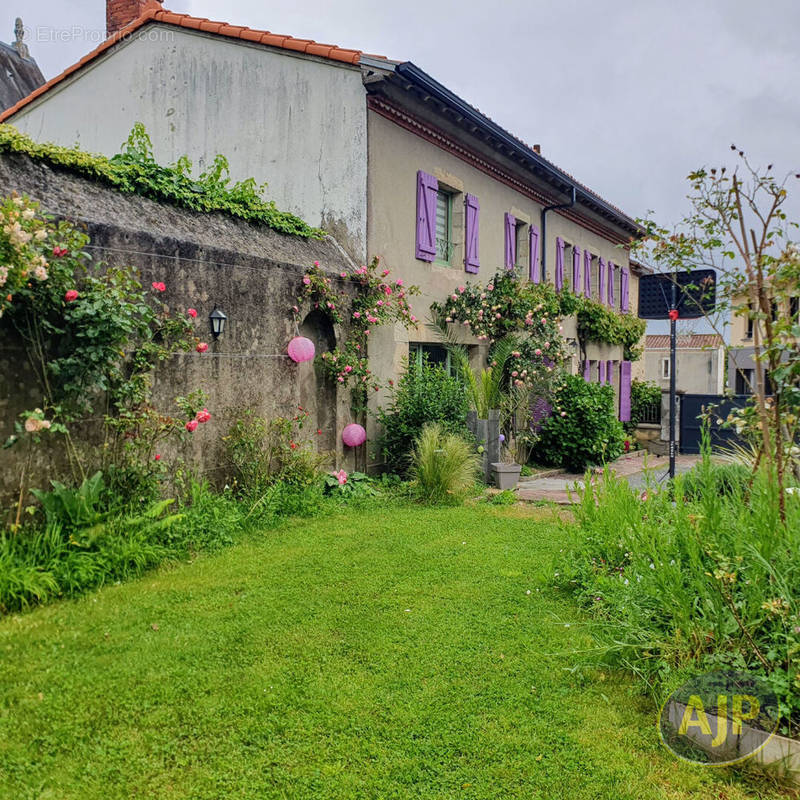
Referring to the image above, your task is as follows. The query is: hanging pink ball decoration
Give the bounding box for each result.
[287,336,315,363]
[342,423,367,448]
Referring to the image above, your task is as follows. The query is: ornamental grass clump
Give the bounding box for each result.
[556,445,800,734]
[409,423,479,505]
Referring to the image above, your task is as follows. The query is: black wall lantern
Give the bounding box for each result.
[210,307,227,339]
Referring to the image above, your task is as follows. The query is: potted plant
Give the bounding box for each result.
[490,432,522,490]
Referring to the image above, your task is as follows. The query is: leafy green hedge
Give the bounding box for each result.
[0,123,322,238]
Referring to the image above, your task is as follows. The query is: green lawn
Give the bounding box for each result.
[0,503,782,799]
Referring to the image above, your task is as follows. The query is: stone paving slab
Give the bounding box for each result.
[515,453,701,504]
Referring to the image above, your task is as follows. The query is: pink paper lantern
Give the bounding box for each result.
[287,336,315,363]
[342,423,367,448]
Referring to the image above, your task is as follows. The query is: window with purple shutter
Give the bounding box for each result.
[572,246,581,293]
[555,237,565,291]
[583,250,591,297]
[529,225,540,283]
[619,361,632,421]
[607,261,615,306]
[415,171,438,261]
[583,359,591,381]
[598,257,606,305]
[606,360,614,387]
[504,213,516,270]
[598,360,606,384]
[464,194,480,274]
[620,268,630,312]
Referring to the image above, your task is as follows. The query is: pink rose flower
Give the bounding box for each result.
[187,308,198,318]
[64,289,79,302]
[196,342,209,353]
[335,469,348,485]
[185,420,198,432]
[196,408,211,424]
[303,276,311,285]
[314,261,320,267]
[152,282,166,292]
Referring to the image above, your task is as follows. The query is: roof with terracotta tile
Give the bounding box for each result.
[0,5,367,122]
[646,334,724,350]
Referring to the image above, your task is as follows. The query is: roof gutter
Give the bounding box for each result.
[540,187,576,281]
[392,61,642,237]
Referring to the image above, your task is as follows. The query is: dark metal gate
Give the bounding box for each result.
[679,394,749,454]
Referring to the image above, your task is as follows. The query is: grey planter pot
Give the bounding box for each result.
[490,462,521,490]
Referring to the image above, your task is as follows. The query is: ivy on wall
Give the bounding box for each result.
[575,301,646,361]
[0,124,322,239]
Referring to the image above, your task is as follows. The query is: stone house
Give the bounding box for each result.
[0,19,44,113]
[644,334,725,395]
[1,1,647,466]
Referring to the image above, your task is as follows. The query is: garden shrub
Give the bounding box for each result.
[626,379,661,433]
[223,407,327,496]
[409,423,479,505]
[533,375,625,472]
[557,450,800,734]
[377,359,470,475]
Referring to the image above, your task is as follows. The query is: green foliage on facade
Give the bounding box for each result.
[0,123,322,238]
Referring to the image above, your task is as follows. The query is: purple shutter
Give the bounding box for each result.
[555,237,565,291]
[608,261,615,306]
[572,246,581,293]
[583,250,591,297]
[464,194,480,274]
[415,171,438,261]
[598,257,606,304]
[583,359,591,381]
[607,360,614,387]
[529,225,541,283]
[620,268,629,312]
[619,361,632,421]
[504,213,516,270]
[598,360,607,384]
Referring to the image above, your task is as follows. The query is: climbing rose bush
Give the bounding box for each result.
[432,271,570,392]
[294,256,420,392]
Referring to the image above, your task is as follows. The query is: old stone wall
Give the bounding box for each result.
[0,152,360,501]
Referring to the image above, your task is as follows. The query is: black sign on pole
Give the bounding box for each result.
[637,268,717,479]
[638,269,717,320]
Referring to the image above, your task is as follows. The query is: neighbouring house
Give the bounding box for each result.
[1,0,648,467]
[644,334,725,395]
[0,18,44,113]
[728,291,799,395]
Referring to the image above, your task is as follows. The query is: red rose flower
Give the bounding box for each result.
[65,290,79,302]
[185,420,199,432]
[196,342,209,353]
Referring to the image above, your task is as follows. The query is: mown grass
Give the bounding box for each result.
[0,503,785,799]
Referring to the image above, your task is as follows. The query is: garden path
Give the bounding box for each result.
[516,453,702,504]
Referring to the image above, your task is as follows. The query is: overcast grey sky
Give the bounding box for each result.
[3,0,800,240]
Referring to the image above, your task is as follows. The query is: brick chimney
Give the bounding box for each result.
[107,0,162,37]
